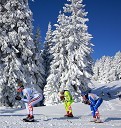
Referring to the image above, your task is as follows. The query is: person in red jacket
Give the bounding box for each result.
[15,80,43,122]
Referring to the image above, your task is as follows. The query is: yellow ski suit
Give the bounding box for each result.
[63,90,74,114]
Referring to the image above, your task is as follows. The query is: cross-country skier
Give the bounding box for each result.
[59,90,74,117]
[81,92,103,123]
[15,80,43,122]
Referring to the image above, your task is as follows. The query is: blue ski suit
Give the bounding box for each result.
[88,93,103,117]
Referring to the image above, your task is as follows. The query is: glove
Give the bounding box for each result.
[15,95,21,100]
[83,99,90,105]
[60,95,64,101]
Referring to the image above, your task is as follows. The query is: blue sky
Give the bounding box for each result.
[29,0,121,60]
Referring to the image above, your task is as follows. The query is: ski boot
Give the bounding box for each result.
[67,112,73,117]
[94,111,103,123]
[64,111,69,117]
[23,114,30,121]
[24,115,34,122]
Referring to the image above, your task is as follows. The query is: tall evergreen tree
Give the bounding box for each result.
[33,27,45,91]
[113,51,121,80]
[44,12,69,105]
[92,52,121,83]
[92,59,100,81]
[43,22,54,78]
[0,0,41,106]
[44,0,93,105]
[101,56,114,83]
[34,27,41,52]
[61,0,93,92]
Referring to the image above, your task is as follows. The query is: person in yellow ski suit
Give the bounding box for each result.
[59,90,74,117]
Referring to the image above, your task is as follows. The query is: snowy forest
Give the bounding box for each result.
[0,0,121,107]
[92,51,121,83]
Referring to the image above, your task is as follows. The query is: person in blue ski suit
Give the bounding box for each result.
[81,93,103,122]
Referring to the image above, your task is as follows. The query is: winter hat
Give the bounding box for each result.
[60,90,64,95]
[17,80,23,87]
[81,92,88,96]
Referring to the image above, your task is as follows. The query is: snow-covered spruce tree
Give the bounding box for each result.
[33,27,46,91]
[92,54,119,83]
[93,56,112,83]
[96,56,107,83]
[92,59,100,81]
[34,27,41,52]
[44,0,93,105]
[113,51,121,80]
[44,12,70,105]
[100,56,115,83]
[61,0,93,96]
[0,0,41,107]
[43,22,54,79]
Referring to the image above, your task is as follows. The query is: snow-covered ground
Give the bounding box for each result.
[0,80,121,128]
